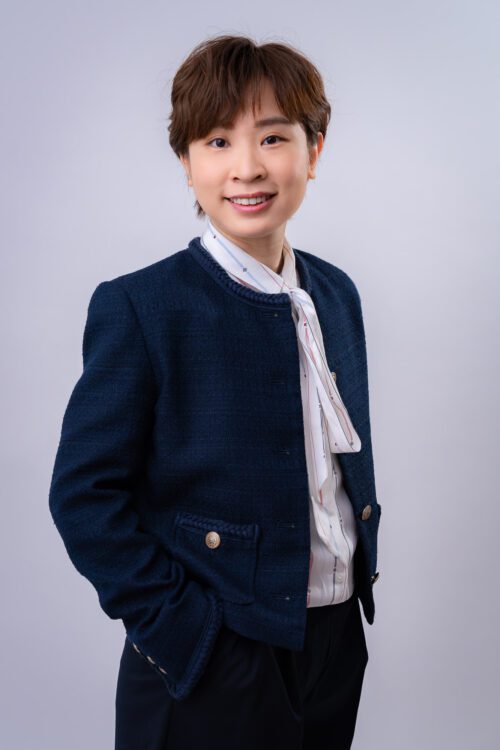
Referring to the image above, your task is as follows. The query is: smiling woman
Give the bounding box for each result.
[48,30,381,750]
[167,34,331,265]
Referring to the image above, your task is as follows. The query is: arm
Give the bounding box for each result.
[48,279,223,700]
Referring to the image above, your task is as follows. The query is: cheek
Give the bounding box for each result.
[188,152,221,188]
[278,153,310,187]
[195,165,217,187]
[281,166,309,195]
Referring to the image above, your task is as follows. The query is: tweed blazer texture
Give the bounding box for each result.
[48,236,382,700]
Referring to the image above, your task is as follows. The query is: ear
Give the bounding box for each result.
[179,153,192,184]
[307,132,325,180]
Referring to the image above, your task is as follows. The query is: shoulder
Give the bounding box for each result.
[294,247,362,308]
[85,246,194,317]
[95,247,189,295]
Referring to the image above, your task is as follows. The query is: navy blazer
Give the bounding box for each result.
[48,236,382,700]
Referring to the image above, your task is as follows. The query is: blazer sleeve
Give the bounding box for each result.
[48,279,224,701]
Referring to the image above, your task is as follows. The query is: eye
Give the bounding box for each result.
[263,135,285,145]
[207,137,227,149]
[207,134,286,149]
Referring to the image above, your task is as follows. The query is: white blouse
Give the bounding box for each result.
[200,217,361,607]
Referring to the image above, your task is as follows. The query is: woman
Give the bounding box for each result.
[49,33,382,750]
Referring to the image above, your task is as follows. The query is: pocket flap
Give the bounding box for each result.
[173,511,260,605]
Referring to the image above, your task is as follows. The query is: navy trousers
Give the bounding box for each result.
[115,591,368,749]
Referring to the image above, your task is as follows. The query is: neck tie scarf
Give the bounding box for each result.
[200,218,362,553]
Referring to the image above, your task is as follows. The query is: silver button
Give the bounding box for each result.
[147,655,156,665]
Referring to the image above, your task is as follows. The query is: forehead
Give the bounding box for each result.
[185,76,309,151]
[212,82,295,131]
[234,79,283,120]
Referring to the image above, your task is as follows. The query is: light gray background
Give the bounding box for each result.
[2,1,499,748]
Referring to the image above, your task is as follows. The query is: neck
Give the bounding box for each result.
[208,218,286,274]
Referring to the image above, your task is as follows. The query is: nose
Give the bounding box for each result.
[229,143,267,183]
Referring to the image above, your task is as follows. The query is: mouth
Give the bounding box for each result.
[224,193,277,213]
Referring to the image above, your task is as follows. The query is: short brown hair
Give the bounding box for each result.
[167,34,331,218]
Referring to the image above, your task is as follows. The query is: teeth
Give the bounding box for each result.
[230,195,271,205]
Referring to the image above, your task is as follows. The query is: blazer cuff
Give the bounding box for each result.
[125,585,224,701]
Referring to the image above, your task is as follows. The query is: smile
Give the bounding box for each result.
[225,194,277,213]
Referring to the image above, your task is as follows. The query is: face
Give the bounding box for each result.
[180,78,324,259]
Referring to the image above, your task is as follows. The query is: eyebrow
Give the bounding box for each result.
[253,116,293,128]
[211,116,293,132]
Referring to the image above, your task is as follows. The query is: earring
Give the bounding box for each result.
[187,175,193,186]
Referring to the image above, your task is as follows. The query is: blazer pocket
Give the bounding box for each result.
[172,511,260,605]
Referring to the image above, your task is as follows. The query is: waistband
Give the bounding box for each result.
[306,592,356,623]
